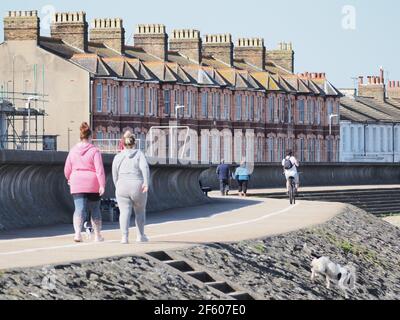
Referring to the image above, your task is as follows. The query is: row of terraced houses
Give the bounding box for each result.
[0,10,341,163]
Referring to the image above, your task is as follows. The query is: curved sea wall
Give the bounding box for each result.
[0,150,211,231]
[200,162,400,190]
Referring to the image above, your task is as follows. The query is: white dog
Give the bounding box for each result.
[83,221,93,240]
[311,256,356,298]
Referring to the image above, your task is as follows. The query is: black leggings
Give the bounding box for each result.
[238,180,248,194]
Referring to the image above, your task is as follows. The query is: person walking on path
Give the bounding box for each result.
[234,161,250,197]
[216,159,231,196]
[118,130,132,152]
[112,133,150,244]
[64,122,106,243]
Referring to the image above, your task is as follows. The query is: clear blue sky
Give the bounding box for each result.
[1,0,399,87]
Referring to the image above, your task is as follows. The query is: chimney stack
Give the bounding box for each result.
[90,18,125,54]
[50,12,88,52]
[358,70,386,101]
[202,34,233,67]
[299,72,326,80]
[387,79,400,100]
[134,24,168,61]
[169,29,202,64]
[4,10,40,43]
[234,37,265,70]
[266,42,294,73]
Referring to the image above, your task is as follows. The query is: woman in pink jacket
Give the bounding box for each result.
[64,122,106,243]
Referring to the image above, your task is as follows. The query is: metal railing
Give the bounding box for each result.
[92,138,143,154]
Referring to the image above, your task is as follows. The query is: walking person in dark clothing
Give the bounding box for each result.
[216,159,230,196]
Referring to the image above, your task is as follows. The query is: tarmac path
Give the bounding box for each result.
[0,195,345,270]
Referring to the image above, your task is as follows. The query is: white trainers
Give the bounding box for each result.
[94,235,104,242]
[136,234,149,243]
[121,236,129,244]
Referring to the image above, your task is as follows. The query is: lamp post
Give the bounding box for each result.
[67,121,74,150]
[174,105,185,159]
[6,80,12,100]
[328,113,339,162]
[329,113,338,136]
[26,96,39,150]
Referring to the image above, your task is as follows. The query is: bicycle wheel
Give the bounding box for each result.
[288,178,295,205]
[292,183,296,204]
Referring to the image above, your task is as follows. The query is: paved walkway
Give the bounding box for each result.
[210,184,400,197]
[0,196,346,270]
[383,215,400,228]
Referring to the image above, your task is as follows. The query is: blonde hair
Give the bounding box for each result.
[124,133,136,148]
[123,130,132,139]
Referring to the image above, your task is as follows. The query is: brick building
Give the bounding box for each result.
[0,10,341,163]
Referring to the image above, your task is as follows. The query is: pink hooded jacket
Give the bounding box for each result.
[64,142,106,195]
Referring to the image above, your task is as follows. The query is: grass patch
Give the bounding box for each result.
[313,229,380,266]
[253,243,266,254]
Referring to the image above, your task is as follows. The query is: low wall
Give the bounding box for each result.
[200,163,400,190]
[0,150,211,231]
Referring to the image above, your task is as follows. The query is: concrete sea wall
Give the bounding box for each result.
[0,150,211,231]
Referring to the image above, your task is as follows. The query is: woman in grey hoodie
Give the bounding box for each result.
[112,133,150,244]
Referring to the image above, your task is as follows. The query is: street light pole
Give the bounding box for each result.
[67,121,74,150]
[6,80,12,100]
[175,105,184,159]
[26,96,38,150]
[329,113,339,136]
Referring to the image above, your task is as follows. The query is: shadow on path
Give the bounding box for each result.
[0,197,263,241]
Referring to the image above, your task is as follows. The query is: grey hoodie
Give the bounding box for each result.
[112,149,150,186]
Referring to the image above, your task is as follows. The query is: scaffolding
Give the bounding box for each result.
[0,62,57,150]
[0,97,53,151]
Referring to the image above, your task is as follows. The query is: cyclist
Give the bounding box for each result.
[282,149,300,194]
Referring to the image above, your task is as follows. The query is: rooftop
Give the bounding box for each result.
[340,95,400,123]
[29,17,340,96]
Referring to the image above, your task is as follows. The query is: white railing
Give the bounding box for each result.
[93,138,143,154]
[92,139,120,154]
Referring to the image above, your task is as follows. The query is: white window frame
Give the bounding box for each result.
[96,84,103,112]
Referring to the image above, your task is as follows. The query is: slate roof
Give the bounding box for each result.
[37,37,340,97]
[340,96,400,123]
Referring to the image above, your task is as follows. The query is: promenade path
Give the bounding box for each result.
[0,195,345,270]
[217,184,400,195]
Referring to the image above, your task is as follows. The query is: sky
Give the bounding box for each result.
[0,0,399,88]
